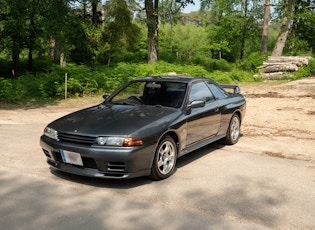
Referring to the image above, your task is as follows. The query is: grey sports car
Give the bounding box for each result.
[40,76,246,180]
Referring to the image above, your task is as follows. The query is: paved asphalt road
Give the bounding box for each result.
[0,120,314,229]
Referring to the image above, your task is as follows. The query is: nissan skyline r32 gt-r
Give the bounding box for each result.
[40,76,246,180]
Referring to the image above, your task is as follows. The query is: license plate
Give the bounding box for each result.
[60,150,83,166]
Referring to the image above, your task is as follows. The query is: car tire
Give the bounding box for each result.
[150,135,177,180]
[222,113,241,145]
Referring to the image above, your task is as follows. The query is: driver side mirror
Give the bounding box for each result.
[186,100,205,115]
[188,100,206,109]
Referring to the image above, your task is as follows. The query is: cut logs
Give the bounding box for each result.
[256,56,312,80]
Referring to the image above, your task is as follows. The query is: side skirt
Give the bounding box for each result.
[179,134,225,157]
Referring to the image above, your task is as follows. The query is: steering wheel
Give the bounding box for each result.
[128,96,143,104]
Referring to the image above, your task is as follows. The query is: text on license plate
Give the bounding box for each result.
[60,150,83,166]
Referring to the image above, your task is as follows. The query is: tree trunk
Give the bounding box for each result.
[239,0,249,60]
[145,0,159,64]
[261,0,270,56]
[271,0,295,56]
[28,0,36,71]
[83,0,87,20]
[60,50,66,67]
[91,0,99,25]
[12,44,19,77]
[28,30,35,71]
[50,38,56,61]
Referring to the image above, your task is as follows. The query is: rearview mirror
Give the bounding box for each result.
[146,83,161,89]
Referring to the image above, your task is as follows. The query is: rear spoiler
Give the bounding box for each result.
[220,84,241,94]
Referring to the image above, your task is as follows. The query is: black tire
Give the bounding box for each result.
[222,113,241,145]
[150,135,177,180]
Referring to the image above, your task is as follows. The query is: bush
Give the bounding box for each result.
[207,71,233,84]
[189,56,232,72]
[239,52,265,71]
[293,58,315,79]
[0,61,260,104]
[0,78,22,103]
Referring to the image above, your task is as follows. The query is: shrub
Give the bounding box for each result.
[0,61,261,104]
[293,58,315,79]
[189,56,232,72]
[239,52,265,71]
[209,59,232,72]
[0,78,22,103]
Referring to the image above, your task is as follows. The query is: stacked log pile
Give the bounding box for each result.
[256,56,312,80]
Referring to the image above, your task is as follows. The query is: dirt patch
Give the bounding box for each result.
[262,151,303,161]
[245,91,285,98]
[224,77,315,162]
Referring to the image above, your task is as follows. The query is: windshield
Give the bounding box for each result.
[110,81,187,108]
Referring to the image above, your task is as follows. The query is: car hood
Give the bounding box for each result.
[49,103,182,137]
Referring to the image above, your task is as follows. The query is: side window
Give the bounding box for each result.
[189,82,214,104]
[207,83,228,99]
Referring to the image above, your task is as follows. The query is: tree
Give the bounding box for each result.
[91,0,100,24]
[160,23,209,61]
[200,0,263,61]
[287,0,315,54]
[144,0,193,63]
[0,0,30,75]
[145,0,159,63]
[44,0,73,66]
[261,0,270,56]
[102,0,141,64]
[271,0,295,56]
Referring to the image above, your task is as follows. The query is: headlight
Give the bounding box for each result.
[96,137,142,147]
[44,127,59,140]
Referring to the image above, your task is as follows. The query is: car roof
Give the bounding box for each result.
[133,76,215,84]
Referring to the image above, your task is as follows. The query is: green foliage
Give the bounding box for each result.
[292,58,315,79]
[0,78,22,103]
[200,0,264,61]
[229,70,254,82]
[238,52,266,71]
[0,61,260,104]
[206,70,255,84]
[189,56,233,72]
[102,0,142,64]
[284,37,311,56]
[159,24,209,61]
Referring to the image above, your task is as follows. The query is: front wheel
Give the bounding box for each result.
[150,136,177,180]
[222,114,241,145]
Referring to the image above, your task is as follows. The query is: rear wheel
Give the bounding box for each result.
[222,114,241,145]
[150,135,177,180]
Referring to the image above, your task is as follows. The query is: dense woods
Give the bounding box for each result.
[0,0,314,103]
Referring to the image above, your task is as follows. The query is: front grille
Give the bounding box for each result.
[58,132,95,145]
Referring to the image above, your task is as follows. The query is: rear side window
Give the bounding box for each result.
[207,83,228,99]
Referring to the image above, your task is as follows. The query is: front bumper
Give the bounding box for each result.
[40,135,155,179]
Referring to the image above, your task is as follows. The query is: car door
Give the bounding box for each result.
[186,81,221,146]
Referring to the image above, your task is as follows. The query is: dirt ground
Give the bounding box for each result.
[229,77,315,162]
[1,77,314,163]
